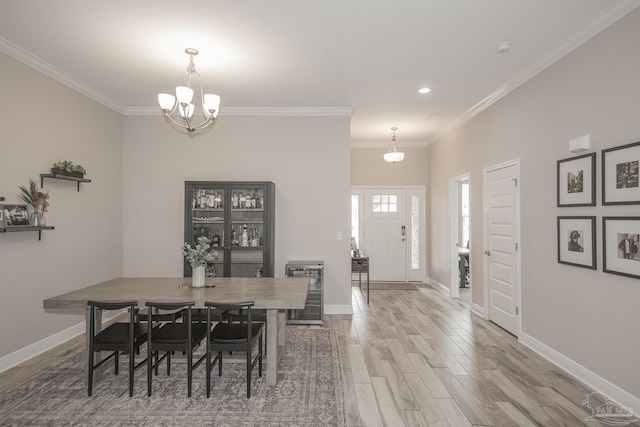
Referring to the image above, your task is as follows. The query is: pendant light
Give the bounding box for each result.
[383,127,404,163]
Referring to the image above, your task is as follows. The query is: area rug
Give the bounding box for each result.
[0,327,346,426]
[367,282,420,290]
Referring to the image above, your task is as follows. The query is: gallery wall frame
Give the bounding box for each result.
[602,216,640,279]
[602,141,640,205]
[557,152,596,207]
[557,216,597,269]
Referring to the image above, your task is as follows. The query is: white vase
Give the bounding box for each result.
[192,265,206,288]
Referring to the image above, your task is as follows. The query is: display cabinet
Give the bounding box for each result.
[184,181,275,278]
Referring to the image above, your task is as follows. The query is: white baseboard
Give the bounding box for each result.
[519,331,640,411]
[0,321,84,373]
[470,302,486,318]
[0,311,121,374]
[325,304,352,315]
[427,277,450,295]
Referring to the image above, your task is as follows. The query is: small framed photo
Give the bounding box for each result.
[603,217,640,279]
[557,153,596,207]
[557,216,596,269]
[3,204,30,227]
[602,141,640,205]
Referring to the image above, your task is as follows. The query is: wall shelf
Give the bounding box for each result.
[0,226,55,240]
[40,174,91,192]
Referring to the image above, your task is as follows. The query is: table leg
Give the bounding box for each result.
[266,309,286,386]
[366,271,370,304]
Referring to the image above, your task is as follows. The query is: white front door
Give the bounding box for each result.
[363,188,407,281]
[484,162,520,336]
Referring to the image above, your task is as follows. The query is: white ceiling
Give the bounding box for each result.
[0,0,637,146]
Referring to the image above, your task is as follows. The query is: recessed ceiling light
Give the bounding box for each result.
[496,42,511,53]
[418,87,431,94]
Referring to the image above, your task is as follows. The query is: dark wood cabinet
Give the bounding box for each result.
[184,181,275,278]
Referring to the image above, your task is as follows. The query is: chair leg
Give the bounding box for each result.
[129,345,135,397]
[206,347,211,398]
[166,352,171,376]
[114,351,119,375]
[87,350,94,397]
[218,352,223,376]
[247,346,251,398]
[147,349,153,397]
[259,335,263,377]
[187,347,192,398]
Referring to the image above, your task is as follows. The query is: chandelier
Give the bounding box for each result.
[158,48,220,133]
[383,127,404,163]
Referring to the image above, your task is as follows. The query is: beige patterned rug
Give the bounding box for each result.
[0,327,346,426]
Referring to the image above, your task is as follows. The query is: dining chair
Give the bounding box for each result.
[145,301,208,397]
[205,301,264,398]
[87,300,149,397]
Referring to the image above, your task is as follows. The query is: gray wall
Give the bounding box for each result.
[0,52,124,358]
[428,8,640,399]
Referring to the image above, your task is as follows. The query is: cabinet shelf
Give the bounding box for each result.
[40,174,91,192]
[0,226,54,240]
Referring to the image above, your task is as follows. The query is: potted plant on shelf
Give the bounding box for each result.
[182,236,218,288]
[18,178,50,227]
[52,161,86,178]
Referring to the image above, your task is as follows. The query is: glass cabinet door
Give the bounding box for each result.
[229,186,266,277]
[187,185,225,277]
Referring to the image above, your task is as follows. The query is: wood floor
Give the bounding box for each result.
[326,283,625,427]
[1,282,631,426]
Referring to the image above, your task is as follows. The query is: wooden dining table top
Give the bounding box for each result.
[43,276,310,310]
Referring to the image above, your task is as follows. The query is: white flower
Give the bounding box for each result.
[182,236,218,267]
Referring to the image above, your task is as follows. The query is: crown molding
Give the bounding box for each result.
[430,0,640,145]
[124,106,354,117]
[0,36,125,114]
[351,140,428,149]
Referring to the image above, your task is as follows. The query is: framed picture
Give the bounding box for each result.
[557,153,596,207]
[3,204,30,226]
[602,141,640,205]
[603,217,640,279]
[557,216,596,269]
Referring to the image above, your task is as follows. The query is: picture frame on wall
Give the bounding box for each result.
[3,204,30,226]
[557,216,596,269]
[602,141,640,205]
[603,217,640,279]
[557,152,596,207]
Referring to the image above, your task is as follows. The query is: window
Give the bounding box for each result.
[461,181,470,247]
[372,194,397,213]
[411,194,420,270]
[351,194,359,246]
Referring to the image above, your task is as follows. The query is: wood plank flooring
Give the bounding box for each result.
[1,282,635,426]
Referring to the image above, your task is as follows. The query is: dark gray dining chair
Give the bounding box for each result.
[205,301,264,398]
[87,300,149,397]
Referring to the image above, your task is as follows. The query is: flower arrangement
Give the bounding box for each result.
[18,178,50,215]
[182,236,218,267]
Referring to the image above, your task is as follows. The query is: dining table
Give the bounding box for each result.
[43,276,309,386]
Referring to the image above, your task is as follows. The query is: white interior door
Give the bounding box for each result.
[484,162,520,336]
[363,188,407,281]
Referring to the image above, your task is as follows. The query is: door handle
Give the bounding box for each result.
[401,225,406,236]
[484,250,491,256]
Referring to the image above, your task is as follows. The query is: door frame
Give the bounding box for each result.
[449,173,470,299]
[483,159,521,335]
[351,185,427,282]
